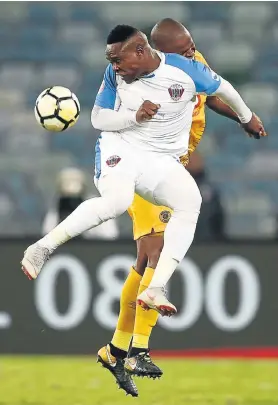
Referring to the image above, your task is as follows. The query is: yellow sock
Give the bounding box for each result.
[132,267,159,350]
[111,267,142,352]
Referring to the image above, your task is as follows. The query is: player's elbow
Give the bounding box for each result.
[91,106,108,130]
[91,109,102,130]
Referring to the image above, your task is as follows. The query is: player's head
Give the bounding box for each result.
[151,18,196,58]
[106,25,152,83]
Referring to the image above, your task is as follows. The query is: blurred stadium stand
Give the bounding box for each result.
[0,1,277,238]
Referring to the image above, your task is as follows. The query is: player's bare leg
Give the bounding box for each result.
[125,234,163,379]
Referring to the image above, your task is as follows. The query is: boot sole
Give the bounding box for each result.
[137,299,177,317]
[97,355,138,397]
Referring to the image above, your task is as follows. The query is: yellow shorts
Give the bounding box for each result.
[128,194,172,240]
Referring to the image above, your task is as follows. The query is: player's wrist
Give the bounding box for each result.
[238,109,253,124]
[126,110,138,125]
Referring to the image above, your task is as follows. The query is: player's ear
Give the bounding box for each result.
[136,44,144,57]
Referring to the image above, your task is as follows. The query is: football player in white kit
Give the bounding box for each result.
[21,25,265,317]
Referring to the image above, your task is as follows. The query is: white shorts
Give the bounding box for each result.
[94,133,199,210]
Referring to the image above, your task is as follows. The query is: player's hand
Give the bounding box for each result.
[240,113,267,139]
[136,101,160,123]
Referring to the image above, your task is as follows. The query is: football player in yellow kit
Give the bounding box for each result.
[97,19,266,397]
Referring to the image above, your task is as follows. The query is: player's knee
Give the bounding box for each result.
[134,261,147,276]
[136,234,164,270]
[181,181,202,213]
[90,186,133,222]
[173,185,202,225]
[192,185,202,211]
[147,238,164,268]
[135,254,148,275]
[96,174,135,218]
[103,191,133,219]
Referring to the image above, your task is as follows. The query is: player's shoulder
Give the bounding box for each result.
[164,52,221,94]
[164,53,192,69]
[104,63,117,86]
[195,50,209,67]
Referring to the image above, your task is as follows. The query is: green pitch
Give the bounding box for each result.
[1,356,277,405]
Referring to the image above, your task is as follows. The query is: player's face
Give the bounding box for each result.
[155,35,196,59]
[106,43,142,83]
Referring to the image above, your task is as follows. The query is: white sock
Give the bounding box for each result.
[38,197,108,251]
[38,189,133,251]
[148,253,178,288]
[148,216,197,288]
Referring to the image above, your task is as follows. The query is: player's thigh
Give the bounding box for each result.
[154,161,202,213]
[94,134,137,184]
[135,233,164,275]
[94,135,137,215]
[134,153,167,205]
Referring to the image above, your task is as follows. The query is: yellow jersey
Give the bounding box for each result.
[128,50,209,240]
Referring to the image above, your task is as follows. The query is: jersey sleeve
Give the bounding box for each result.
[165,54,221,95]
[186,60,221,95]
[94,64,117,109]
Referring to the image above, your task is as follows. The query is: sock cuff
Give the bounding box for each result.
[131,266,143,281]
[109,342,127,359]
[141,267,155,287]
[111,330,133,353]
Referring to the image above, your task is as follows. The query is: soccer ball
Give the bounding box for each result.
[35,86,80,132]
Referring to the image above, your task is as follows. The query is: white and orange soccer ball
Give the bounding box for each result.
[34,86,80,132]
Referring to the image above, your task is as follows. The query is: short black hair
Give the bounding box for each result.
[107,25,139,45]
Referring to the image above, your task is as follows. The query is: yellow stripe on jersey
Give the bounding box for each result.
[128,50,209,240]
[188,50,208,158]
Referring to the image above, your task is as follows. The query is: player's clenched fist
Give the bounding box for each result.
[136,100,160,123]
[241,113,267,139]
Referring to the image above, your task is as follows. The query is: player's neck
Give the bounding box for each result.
[141,50,161,76]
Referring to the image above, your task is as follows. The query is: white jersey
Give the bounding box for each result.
[94,51,221,157]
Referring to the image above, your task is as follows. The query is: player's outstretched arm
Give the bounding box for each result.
[211,78,267,139]
[206,96,240,123]
[91,64,137,131]
[206,97,266,139]
[184,58,267,139]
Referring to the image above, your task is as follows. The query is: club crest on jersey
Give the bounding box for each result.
[159,210,171,223]
[168,84,184,101]
[106,155,121,167]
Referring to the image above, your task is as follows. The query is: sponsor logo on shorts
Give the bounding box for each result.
[106,155,121,167]
[159,210,171,223]
[168,84,184,101]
